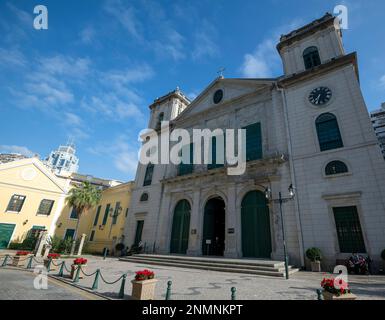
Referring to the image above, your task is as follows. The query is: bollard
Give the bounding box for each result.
[231,287,236,300]
[118,274,127,299]
[46,258,52,272]
[26,256,33,269]
[103,248,108,260]
[316,289,324,300]
[165,280,172,300]
[58,261,65,277]
[73,265,81,283]
[92,269,100,290]
[1,255,9,267]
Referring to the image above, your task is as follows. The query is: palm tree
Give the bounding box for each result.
[66,181,102,240]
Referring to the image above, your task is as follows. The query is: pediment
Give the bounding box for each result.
[175,78,275,121]
[0,158,68,194]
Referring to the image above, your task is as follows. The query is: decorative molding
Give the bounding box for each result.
[322,191,362,200]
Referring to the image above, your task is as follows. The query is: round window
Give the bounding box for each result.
[213,89,223,104]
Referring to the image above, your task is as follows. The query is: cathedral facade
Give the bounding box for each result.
[123,14,385,270]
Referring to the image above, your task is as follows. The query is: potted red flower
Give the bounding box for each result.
[320,276,357,300]
[44,253,61,271]
[131,269,158,300]
[12,251,32,267]
[70,258,88,280]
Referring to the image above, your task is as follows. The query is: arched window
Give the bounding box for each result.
[316,113,343,151]
[303,46,321,70]
[140,193,149,201]
[325,161,349,176]
[143,163,154,186]
[156,112,164,130]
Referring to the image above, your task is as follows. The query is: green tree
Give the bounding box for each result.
[66,181,102,239]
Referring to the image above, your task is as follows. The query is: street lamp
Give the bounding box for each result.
[265,184,295,280]
[108,206,122,239]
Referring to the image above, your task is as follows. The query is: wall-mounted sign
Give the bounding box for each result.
[191,229,197,235]
[228,228,235,234]
[205,239,211,245]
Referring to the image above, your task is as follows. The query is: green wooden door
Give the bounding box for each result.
[0,223,15,249]
[134,220,144,246]
[241,191,272,258]
[170,200,191,254]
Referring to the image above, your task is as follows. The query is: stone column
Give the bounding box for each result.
[43,245,52,258]
[224,184,238,258]
[187,189,201,256]
[34,231,48,258]
[70,240,76,256]
[77,234,87,256]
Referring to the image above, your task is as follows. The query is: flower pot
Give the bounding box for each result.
[12,254,32,267]
[311,261,321,272]
[131,279,158,300]
[70,264,86,280]
[323,291,357,300]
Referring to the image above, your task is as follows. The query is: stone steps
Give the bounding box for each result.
[120,254,299,278]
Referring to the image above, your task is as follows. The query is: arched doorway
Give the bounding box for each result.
[170,200,191,254]
[202,197,225,256]
[241,191,272,258]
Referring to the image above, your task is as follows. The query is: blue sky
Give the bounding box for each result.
[0,0,384,182]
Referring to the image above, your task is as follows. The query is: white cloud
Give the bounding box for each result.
[240,19,303,78]
[240,39,277,78]
[39,55,91,78]
[103,64,154,87]
[192,21,219,61]
[87,136,140,177]
[0,145,37,157]
[380,75,385,88]
[187,91,199,101]
[154,29,186,61]
[65,112,83,126]
[79,26,95,45]
[81,92,143,120]
[6,2,31,26]
[0,47,26,67]
[104,0,142,40]
[25,81,74,106]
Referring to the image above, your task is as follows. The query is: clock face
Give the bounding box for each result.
[213,89,223,104]
[308,87,332,106]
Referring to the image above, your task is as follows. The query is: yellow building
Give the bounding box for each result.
[0,158,69,249]
[54,181,134,255]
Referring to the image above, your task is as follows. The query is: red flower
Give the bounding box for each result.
[134,269,155,281]
[73,258,87,265]
[320,275,351,296]
[47,253,61,259]
[16,251,30,256]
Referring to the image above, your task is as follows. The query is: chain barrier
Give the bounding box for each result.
[99,271,126,285]
[1,254,242,300]
[79,267,98,277]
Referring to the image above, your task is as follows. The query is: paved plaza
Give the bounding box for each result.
[0,268,102,300]
[1,254,385,300]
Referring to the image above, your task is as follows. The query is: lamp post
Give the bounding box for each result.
[265,184,295,280]
[108,206,122,239]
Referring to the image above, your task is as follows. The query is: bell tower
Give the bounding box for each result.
[277,13,345,76]
[148,87,190,131]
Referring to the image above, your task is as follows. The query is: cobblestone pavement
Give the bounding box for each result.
[47,256,385,300]
[0,268,103,300]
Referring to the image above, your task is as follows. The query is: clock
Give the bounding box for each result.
[308,87,332,106]
[213,89,223,104]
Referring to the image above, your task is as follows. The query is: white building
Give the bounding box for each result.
[370,103,385,159]
[44,143,79,176]
[124,14,385,271]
